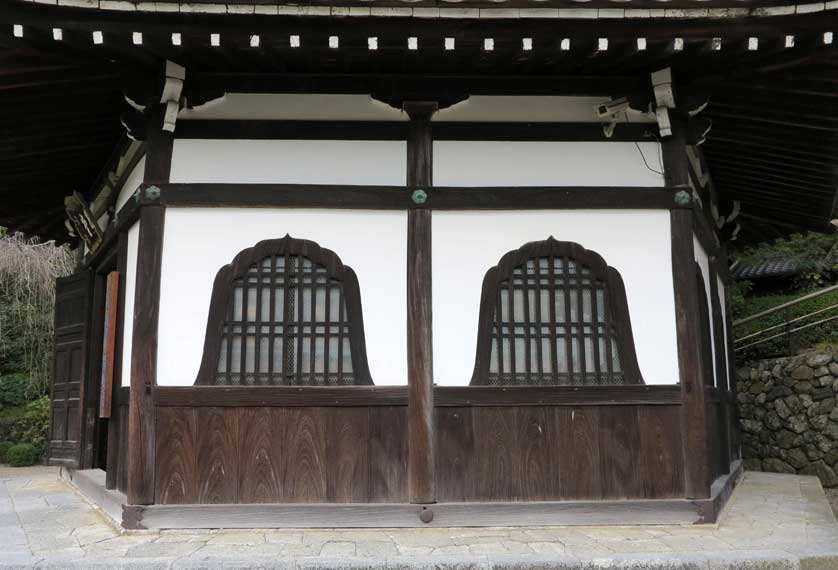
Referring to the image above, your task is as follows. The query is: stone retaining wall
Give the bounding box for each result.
[737,347,838,487]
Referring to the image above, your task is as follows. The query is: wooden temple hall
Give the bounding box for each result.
[0,0,836,530]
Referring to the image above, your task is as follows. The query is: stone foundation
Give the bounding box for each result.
[737,346,838,488]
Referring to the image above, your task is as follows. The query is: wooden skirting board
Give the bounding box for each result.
[115,461,742,530]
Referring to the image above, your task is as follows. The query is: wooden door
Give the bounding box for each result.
[48,271,92,468]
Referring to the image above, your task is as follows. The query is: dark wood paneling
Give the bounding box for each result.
[237,408,282,503]
[156,406,406,505]
[153,402,683,504]
[434,405,682,503]
[195,407,239,504]
[327,408,371,502]
[154,384,681,407]
[435,407,474,503]
[599,406,642,499]
[557,406,602,500]
[638,406,685,498]
[368,406,408,502]
[155,407,198,504]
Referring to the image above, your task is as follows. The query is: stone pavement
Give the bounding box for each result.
[1,467,837,570]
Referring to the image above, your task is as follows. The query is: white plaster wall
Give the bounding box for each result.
[157,208,407,386]
[433,141,664,187]
[694,236,718,387]
[116,156,146,213]
[435,96,655,123]
[170,140,406,185]
[121,221,140,387]
[179,94,407,121]
[433,210,679,385]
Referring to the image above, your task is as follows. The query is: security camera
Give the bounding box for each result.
[595,97,631,120]
[595,97,631,138]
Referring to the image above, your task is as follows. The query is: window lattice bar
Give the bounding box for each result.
[195,236,372,386]
[471,237,643,386]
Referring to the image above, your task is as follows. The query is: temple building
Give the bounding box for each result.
[0,0,836,529]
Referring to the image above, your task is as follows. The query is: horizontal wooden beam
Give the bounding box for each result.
[175,120,656,142]
[157,183,679,210]
[153,384,682,407]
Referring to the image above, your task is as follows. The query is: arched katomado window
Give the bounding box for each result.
[194,236,373,386]
[470,237,644,386]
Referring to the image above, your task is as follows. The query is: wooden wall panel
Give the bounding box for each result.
[156,406,407,505]
[436,405,682,503]
[195,407,239,504]
[237,408,282,503]
[556,407,602,500]
[369,406,408,502]
[599,406,642,499]
[327,408,370,502]
[282,409,328,502]
[435,408,474,502]
[154,403,684,505]
[155,407,198,504]
[638,406,685,498]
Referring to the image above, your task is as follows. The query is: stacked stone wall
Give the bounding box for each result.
[737,346,838,487]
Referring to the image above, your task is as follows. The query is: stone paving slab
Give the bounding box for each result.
[0,467,837,570]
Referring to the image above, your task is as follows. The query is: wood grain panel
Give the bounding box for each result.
[472,407,518,501]
[435,407,474,503]
[327,408,370,502]
[155,407,198,504]
[237,407,282,503]
[282,409,328,502]
[638,406,684,498]
[557,407,602,500]
[517,407,558,501]
[599,406,642,499]
[369,406,408,502]
[195,407,239,504]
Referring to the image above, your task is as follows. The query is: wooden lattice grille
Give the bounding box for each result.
[195,236,372,386]
[471,238,644,386]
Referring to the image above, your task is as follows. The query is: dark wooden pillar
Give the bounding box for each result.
[664,116,712,500]
[405,101,437,505]
[127,105,170,505]
[106,232,129,490]
[709,258,732,474]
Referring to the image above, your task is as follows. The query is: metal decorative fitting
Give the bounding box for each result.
[144,185,161,201]
[411,189,428,205]
[674,190,692,206]
[419,507,434,524]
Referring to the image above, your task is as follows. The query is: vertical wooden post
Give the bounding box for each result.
[664,116,711,500]
[106,232,129,490]
[709,258,732,474]
[404,101,437,505]
[127,105,171,505]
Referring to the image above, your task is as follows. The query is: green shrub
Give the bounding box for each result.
[0,440,12,463]
[0,397,49,451]
[6,443,38,467]
[0,373,30,409]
